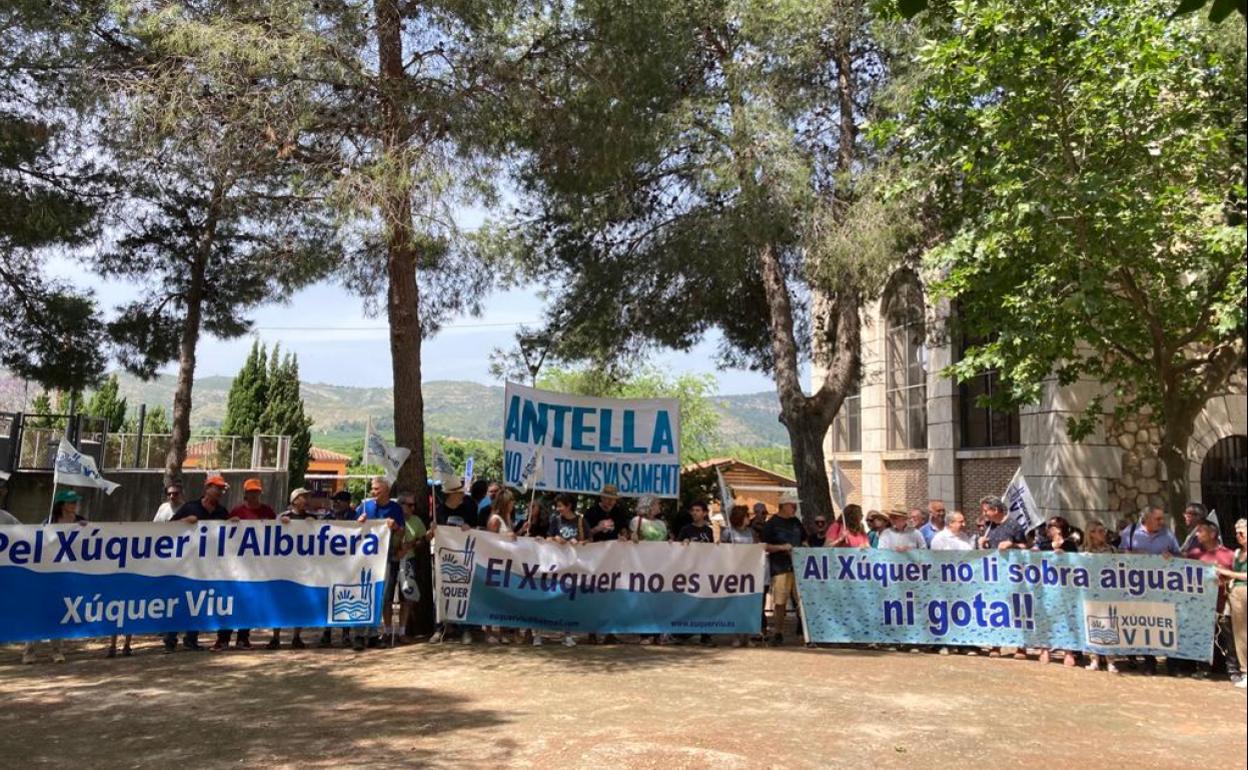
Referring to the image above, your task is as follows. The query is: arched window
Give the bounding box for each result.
[884,272,927,450]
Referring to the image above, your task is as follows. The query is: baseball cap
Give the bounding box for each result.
[289,487,311,504]
[205,475,229,490]
[243,478,263,493]
[54,489,83,504]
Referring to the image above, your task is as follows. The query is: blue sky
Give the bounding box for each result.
[48,257,780,395]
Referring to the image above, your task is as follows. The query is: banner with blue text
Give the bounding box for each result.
[435,529,763,634]
[0,521,390,643]
[502,381,681,498]
[794,549,1217,660]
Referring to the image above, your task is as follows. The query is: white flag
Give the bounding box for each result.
[430,439,460,488]
[520,444,544,493]
[716,466,735,514]
[829,457,854,511]
[54,438,120,494]
[1004,468,1045,531]
[364,420,410,484]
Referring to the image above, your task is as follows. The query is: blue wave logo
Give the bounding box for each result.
[438,537,476,586]
[1086,605,1120,645]
[329,569,375,624]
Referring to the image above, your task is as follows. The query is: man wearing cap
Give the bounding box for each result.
[282,487,318,521]
[431,479,478,644]
[763,492,807,646]
[585,484,629,543]
[356,477,404,647]
[326,490,355,521]
[232,478,277,521]
[167,475,233,652]
[206,479,277,651]
[879,510,928,552]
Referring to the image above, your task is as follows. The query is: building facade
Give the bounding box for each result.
[819,269,1248,534]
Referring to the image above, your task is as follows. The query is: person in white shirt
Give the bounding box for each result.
[878,510,927,551]
[931,511,976,552]
[153,482,184,522]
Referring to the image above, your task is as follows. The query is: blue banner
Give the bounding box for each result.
[0,521,391,642]
[794,549,1217,660]
[435,529,763,634]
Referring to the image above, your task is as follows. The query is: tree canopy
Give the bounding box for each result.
[896,0,1246,520]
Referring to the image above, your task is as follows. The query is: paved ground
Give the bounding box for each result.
[1,635,1244,769]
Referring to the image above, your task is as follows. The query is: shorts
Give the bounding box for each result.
[771,571,798,606]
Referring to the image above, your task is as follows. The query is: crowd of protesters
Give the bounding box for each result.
[3,471,1245,689]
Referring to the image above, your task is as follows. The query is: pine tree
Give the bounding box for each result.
[221,341,269,437]
[84,374,127,432]
[259,352,313,490]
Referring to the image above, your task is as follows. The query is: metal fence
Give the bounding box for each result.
[0,409,289,474]
[103,433,290,471]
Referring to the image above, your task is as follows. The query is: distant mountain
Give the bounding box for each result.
[0,370,787,447]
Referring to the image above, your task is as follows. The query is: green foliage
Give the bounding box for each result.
[500,0,903,372]
[894,0,1245,22]
[84,375,128,432]
[221,341,269,437]
[258,349,314,490]
[125,405,172,435]
[538,365,722,465]
[898,0,1246,514]
[0,3,110,390]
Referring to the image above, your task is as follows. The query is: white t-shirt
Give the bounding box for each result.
[930,528,976,551]
[878,527,928,551]
[153,502,175,523]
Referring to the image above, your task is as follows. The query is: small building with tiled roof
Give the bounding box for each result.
[682,457,797,514]
[306,446,352,496]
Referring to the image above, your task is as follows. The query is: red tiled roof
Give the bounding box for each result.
[309,446,351,462]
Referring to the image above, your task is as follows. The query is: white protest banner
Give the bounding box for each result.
[430,439,460,488]
[364,420,410,483]
[0,521,390,643]
[829,457,854,511]
[54,438,120,494]
[1004,468,1045,531]
[502,381,681,498]
[434,528,763,634]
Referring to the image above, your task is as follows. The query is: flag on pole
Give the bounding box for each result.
[716,466,735,515]
[1003,468,1045,531]
[364,419,410,484]
[520,443,544,493]
[430,439,460,488]
[463,455,475,489]
[54,437,120,495]
[829,457,854,511]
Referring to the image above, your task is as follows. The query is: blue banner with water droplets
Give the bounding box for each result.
[794,549,1217,660]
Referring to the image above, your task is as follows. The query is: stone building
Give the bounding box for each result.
[818,268,1248,536]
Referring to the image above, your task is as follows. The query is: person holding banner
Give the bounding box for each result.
[166,475,232,653]
[22,491,89,664]
[584,484,629,543]
[153,482,184,522]
[484,490,519,644]
[396,491,435,644]
[1181,522,1237,681]
[720,505,757,648]
[431,481,478,646]
[930,510,974,552]
[879,510,927,552]
[1219,519,1247,688]
[1033,517,1080,668]
[548,493,586,544]
[977,495,1028,659]
[763,492,807,647]
[355,477,404,647]
[1080,521,1121,674]
[630,495,669,543]
[865,511,888,548]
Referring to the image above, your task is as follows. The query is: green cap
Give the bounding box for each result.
[54,489,84,504]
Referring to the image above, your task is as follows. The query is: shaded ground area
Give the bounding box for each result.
[1,635,1244,769]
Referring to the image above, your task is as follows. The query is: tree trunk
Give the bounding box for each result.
[164,254,205,487]
[1159,399,1199,534]
[376,0,429,520]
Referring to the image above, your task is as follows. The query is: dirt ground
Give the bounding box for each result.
[1,632,1244,770]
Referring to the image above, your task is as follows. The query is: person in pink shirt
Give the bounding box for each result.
[1184,521,1237,680]
[826,505,870,549]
